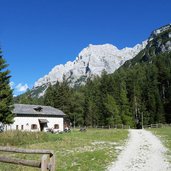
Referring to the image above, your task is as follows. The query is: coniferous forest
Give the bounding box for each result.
[15,27,171,128]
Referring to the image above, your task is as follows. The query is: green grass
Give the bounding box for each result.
[150,127,171,162]
[0,129,128,171]
[0,130,48,146]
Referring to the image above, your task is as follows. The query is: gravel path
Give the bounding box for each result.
[108,129,171,171]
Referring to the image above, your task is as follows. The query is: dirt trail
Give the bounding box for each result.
[108,129,171,171]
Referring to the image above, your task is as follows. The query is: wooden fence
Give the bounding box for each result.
[0,146,55,171]
[89,124,171,129]
[95,125,130,129]
[143,123,171,129]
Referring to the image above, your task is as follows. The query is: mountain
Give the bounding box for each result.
[124,23,171,67]
[113,23,171,125]
[15,23,171,126]
[32,41,147,97]
[73,23,171,127]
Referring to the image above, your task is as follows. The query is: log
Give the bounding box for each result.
[0,156,41,168]
[0,146,55,170]
[0,146,53,156]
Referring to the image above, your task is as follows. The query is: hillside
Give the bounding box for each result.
[124,23,171,66]
[110,23,171,125]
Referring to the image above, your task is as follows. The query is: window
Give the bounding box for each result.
[54,124,59,129]
[31,124,37,130]
[21,125,24,130]
[16,125,19,130]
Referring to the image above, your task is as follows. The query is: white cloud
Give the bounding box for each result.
[15,83,29,92]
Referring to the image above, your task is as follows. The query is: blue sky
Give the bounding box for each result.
[0,0,171,95]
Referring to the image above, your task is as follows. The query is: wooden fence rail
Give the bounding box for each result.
[143,123,171,129]
[0,146,55,171]
[95,125,130,129]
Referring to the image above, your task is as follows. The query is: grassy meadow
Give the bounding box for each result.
[0,128,128,171]
[150,126,171,162]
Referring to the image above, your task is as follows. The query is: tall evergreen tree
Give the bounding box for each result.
[44,84,55,107]
[119,80,134,126]
[69,91,84,126]
[104,94,121,126]
[0,50,14,124]
[44,77,72,114]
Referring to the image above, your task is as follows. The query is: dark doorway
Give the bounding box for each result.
[38,119,49,131]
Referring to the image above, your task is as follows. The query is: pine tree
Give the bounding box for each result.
[104,94,121,126]
[55,78,72,114]
[83,94,92,126]
[69,91,84,127]
[44,84,55,107]
[0,50,14,124]
[119,80,134,126]
[44,78,72,115]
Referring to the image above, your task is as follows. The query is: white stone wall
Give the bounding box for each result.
[5,116,64,132]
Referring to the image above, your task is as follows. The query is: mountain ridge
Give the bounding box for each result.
[123,23,171,68]
[33,41,147,97]
[31,23,171,97]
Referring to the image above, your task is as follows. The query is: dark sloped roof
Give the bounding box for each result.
[13,104,65,116]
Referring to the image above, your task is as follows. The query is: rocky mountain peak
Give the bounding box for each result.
[33,41,147,97]
[149,23,171,41]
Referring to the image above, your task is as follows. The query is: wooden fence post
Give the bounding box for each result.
[0,146,55,171]
[41,155,48,171]
[50,153,55,171]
